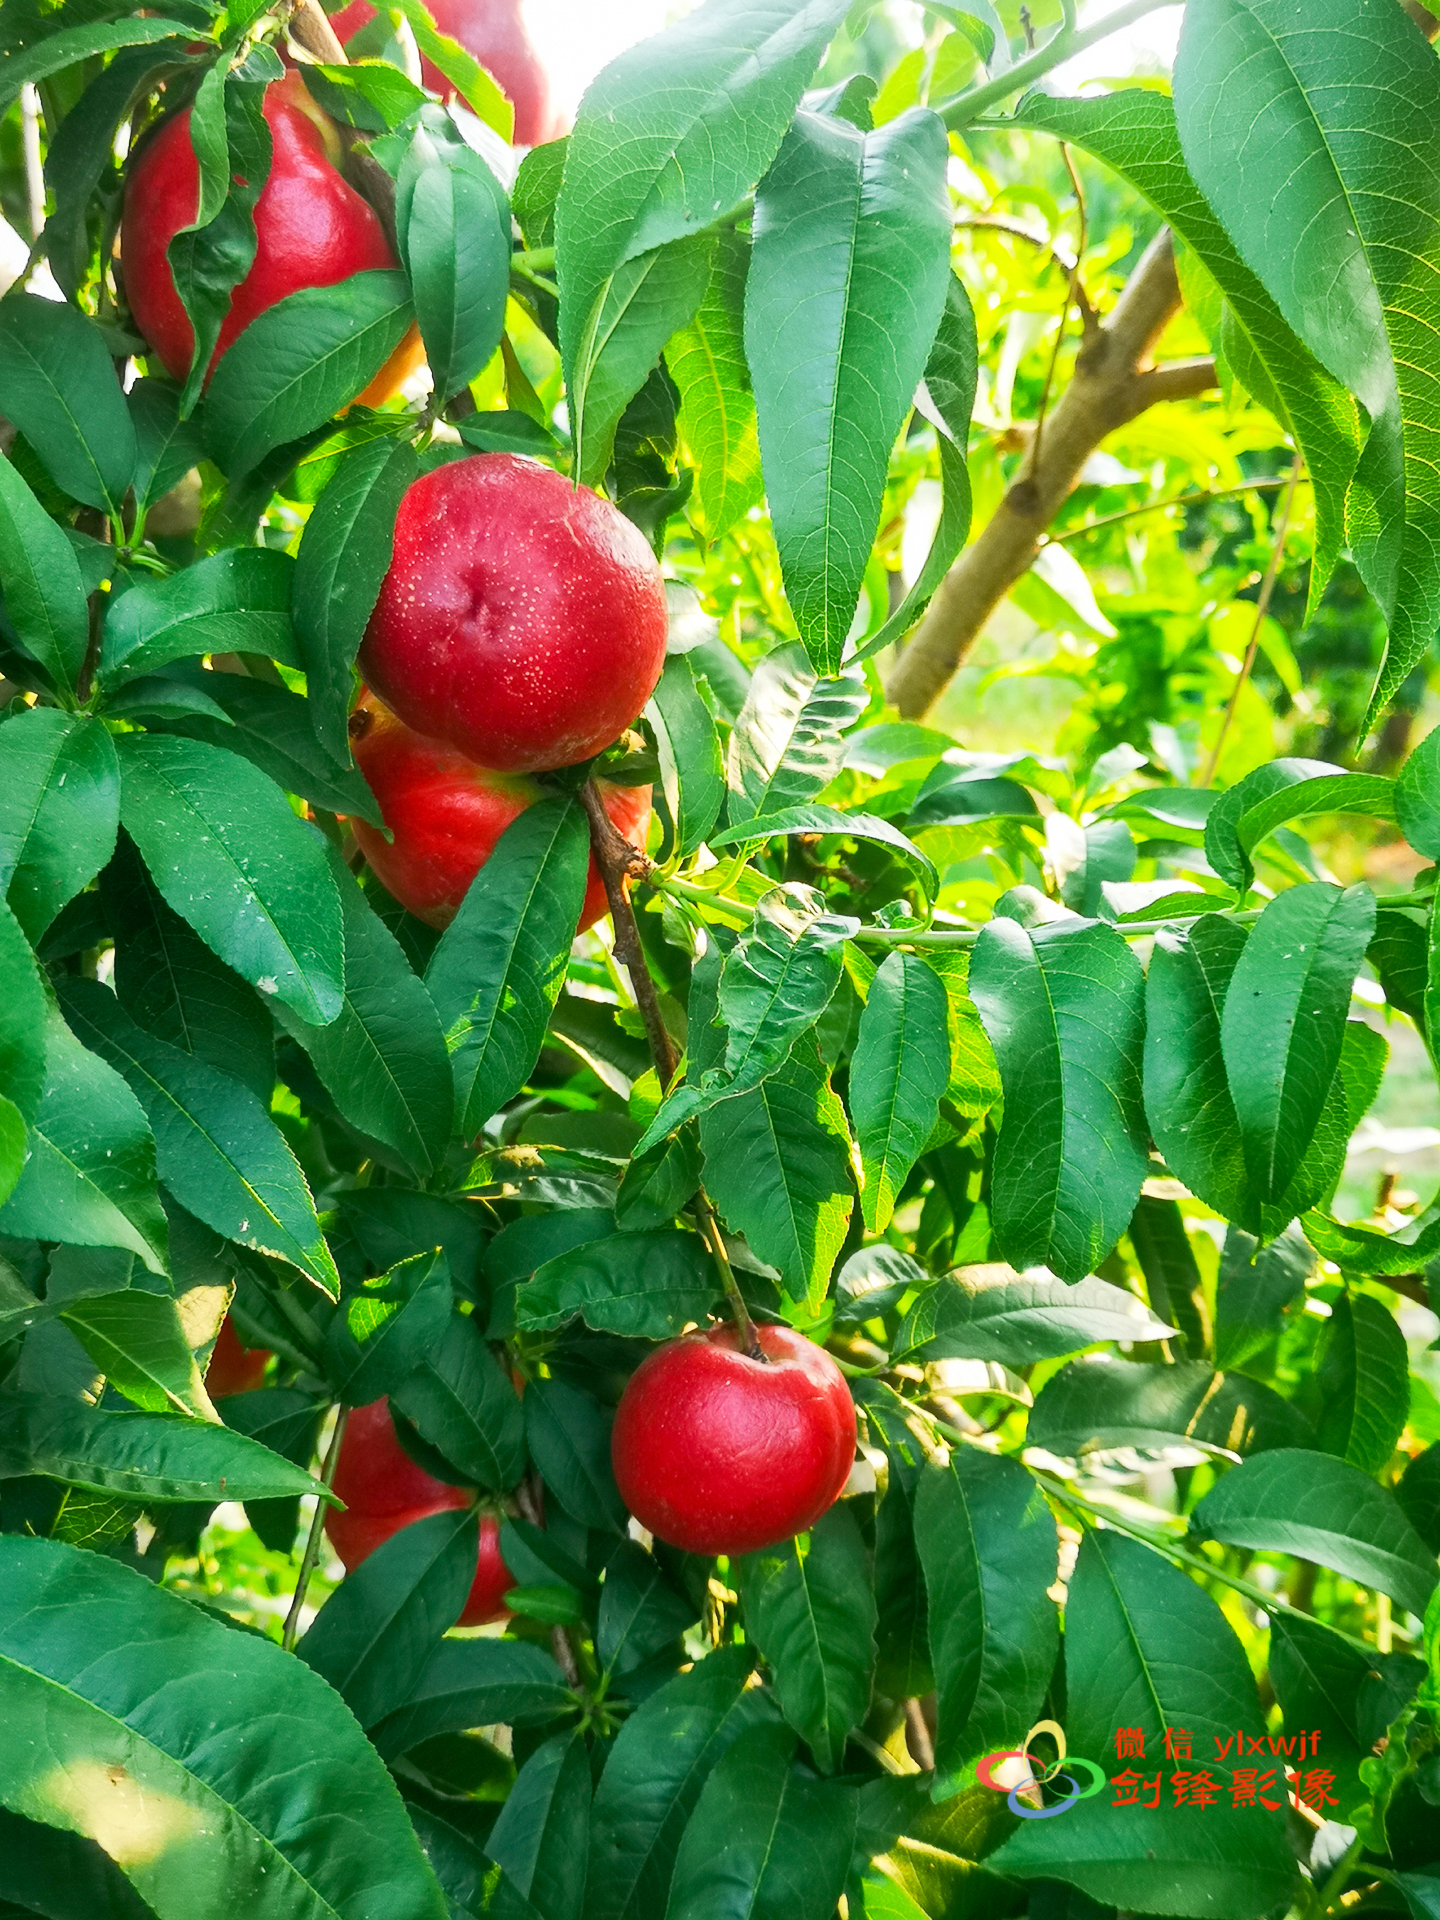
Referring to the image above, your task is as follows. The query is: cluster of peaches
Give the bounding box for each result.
[129,8,856,1610]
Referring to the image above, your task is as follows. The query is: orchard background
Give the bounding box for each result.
[1,0,1440,1915]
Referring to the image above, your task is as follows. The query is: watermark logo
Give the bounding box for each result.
[975,1719,1106,1819]
[977,1724,1337,1819]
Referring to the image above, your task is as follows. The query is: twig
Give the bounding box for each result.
[579,780,672,1081]
[284,0,348,63]
[1044,476,1294,545]
[20,86,44,241]
[905,1699,937,1772]
[1198,457,1303,789]
[580,782,762,1356]
[938,0,1183,129]
[282,1404,349,1651]
[516,1473,582,1688]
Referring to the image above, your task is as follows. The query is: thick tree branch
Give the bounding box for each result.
[885,230,1217,721]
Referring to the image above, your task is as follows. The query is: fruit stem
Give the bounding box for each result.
[695,1191,763,1360]
[282,1403,349,1652]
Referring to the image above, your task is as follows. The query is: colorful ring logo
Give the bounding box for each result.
[976,1720,1106,1819]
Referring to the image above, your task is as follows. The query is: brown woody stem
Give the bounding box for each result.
[579,780,674,1083]
[885,230,1216,720]
[580,781,761,1356]
[282,1403,349,1651]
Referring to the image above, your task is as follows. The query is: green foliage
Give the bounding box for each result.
[2,2,1439,1916]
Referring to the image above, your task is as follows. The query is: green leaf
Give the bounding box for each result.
[405,1803,538,1920]
[699,1038,853,1308]
[851,951,950,1233]
[0,897,47,1126]
[391,1312,525,1492]
[635,879,855,1150]
[0,1002,168,1276]
[293,434,417,764]
[61,979,339,1296]
[914,1451,1058,1798]
[524,1377,628,1533]
[1220,883,1376,1209]
[391,0,514,136]
[102,834,274,1106]
[554,0,852,410]
[669,230,764,540]
[0,455,89,704]
[1270,1612,1424,1819]
[1398,1443,1440,1553]
[1315,1292,1410,1473]
[1305,1203,1440,1276]
[746,107,952,672]
[0,1805,158,1920]
[921,948,1003,1118]
[1397,723,1440,859]
[1214,1225,1312,1371]
[518,1227,717,1341]
[1027,1358,1310,1460]
[584,1645,772,1920]
[1144,914,1253,1224]
[598,1542,696,1678]
[719,884,852,1081]
[1012,89,1359,602]
[115,731,344,1026]
[1192,1449,1438,1617]
[649,653,725,860]
[301,61,430,134]
[0,710,118,943]
[1173,0,1440,721]
[426,798,590,1140]
[1203,760,1394,895]
[0,1397,320,1503]
[60,1287,214,1419]
[990,1531,1296,1918]
[397,122,510,405]
[665,1721,859,1920]
[571,230,713,487]
[127,378,206,511]
[0,1536,447,1919]
[0,295,136,514]
[738,1504,876,1773]
[709,805,938,893]
[203,271,415,479]
[854,271,978,659]
[275,849,452,1177]
[1127,1194,1211,1359]
[148,669,384,826]
[488,1730,591,1920]
[98,549,298,691]
[969,915,1149,1282]
[0,1096,24,1211]
[0,17,200,111]
[323,1248,455,1405]
[896,1267,1174,1363]
[370,1638,573,1759]
[872,1460,931,1699]
[299,1506,480,1729]
[727,643,868,825]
